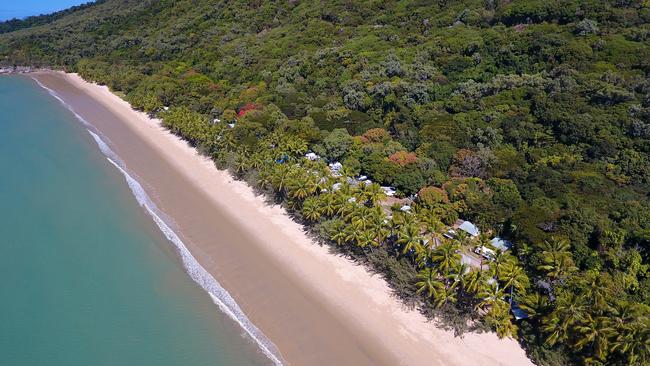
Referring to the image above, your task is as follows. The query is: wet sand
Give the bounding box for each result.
[31,71,534,366]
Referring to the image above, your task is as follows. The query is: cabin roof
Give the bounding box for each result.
[459,221,480,237]
[490,237,512,251]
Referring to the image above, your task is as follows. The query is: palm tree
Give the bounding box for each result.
[343,224,364,245]
[484,301,518,339]
[499,261,530,302]
[449,262,469,282]
[542,292,587,346]
[573,313,616,361]
[418,209,444,234]
[367,207,389,247]
[256,168,272,189]
[455,229,470,247]
[398,224,423,255]
[347,206,371,231]
[394,210,417,227]
[609,301,644,333]
[432,281,458,308]
[284,137,308,156]
[332,164,348,178]
[519,291,551,322]
[287,173,317,200]
[302,197,321,222]
[355,230,376,249]
[431,242,461,276]
[270,165,291,194]
[611,314,650,365]
[474,234,492,270]
[262,132,281,148]
[339,199,358,219]
[233,152,248,176]
[387,216,402,238]
[247,152,265,170]
[489,249,513,280]
[579,271,611,309]
[462,269,483,295]
[316,175,332,193]
[416,245,434,269]
[336,181,354,197]
[358,182,385,206]
[317,193,337,217]
[330,224,347,245]
[217,131,237,152]
[537,237,577,283]
[415,267,440,298]
[477,282,507,311]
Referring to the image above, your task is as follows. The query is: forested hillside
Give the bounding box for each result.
[1,1,649,365]
[0,1,100,34]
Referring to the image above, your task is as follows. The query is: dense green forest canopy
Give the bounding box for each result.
[1,1,649,365]
[0,1,101,34]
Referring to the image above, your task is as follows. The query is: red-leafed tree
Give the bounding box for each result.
[388,151,417,167]
[237,103,261,117]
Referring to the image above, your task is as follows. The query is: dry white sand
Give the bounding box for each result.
[36,71,534,366]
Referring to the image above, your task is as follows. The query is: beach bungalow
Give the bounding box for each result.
[328,162,343,176]
[305,152,319,161]
[329,162,343,170]
[458,220,480,238]
[381,186,396,196]
[490,237,513,251]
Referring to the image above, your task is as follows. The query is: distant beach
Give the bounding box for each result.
[31,71,534,366]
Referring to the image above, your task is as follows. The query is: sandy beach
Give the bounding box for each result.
[31,71,534,366]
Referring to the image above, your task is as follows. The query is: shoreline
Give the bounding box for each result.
[30,71,534,366]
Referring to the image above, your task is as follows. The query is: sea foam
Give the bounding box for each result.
[32,77,284,366]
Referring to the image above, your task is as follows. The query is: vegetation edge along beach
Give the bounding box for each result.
[1,1,649,365]
[29,70,533,366]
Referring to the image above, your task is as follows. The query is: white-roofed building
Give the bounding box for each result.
[490,237,513,251]
[381,186,396,196]
[458,220,480,237]
[328,162,343,176]
[305,152,319,161]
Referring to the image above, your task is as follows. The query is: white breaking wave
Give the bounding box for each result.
[32,77,93,129]
[33,77,284,366]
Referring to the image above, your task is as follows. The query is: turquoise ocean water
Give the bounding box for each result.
[0,76,271,366]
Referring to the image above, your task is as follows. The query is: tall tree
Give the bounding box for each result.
[398,224,423,255]
[431,242,461,275]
